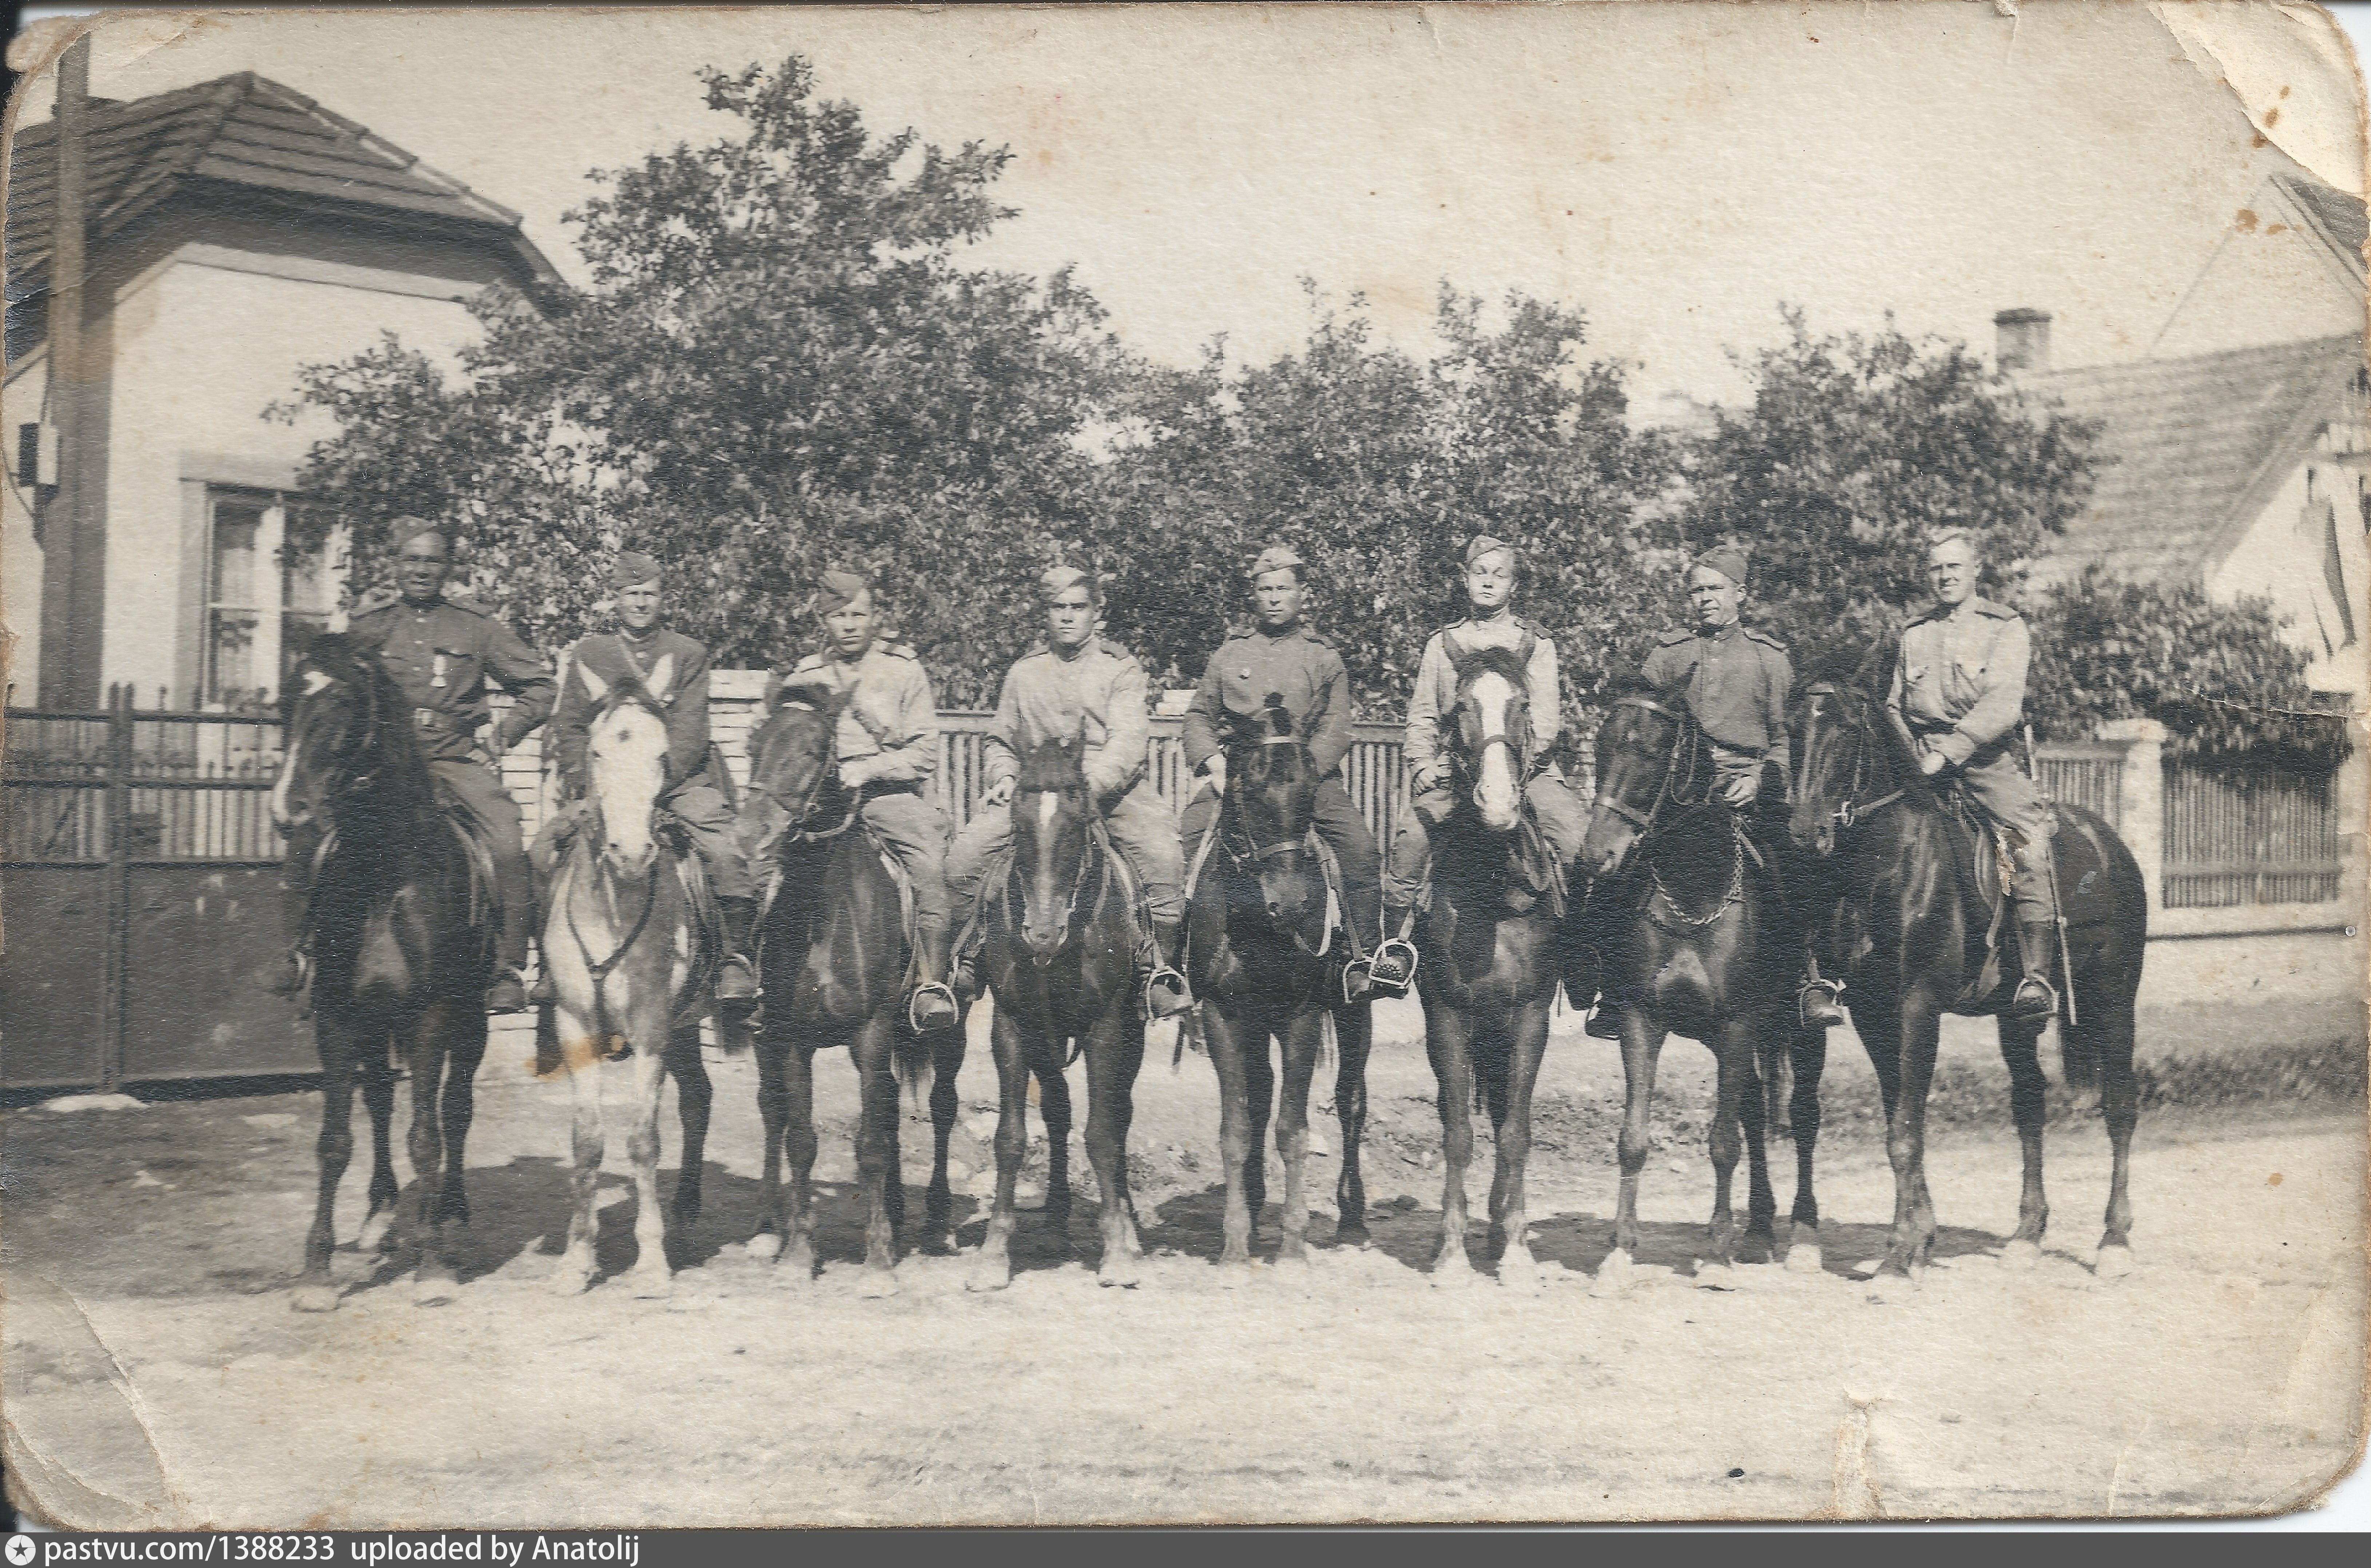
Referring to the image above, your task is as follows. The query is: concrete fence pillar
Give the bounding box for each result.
[2094,717,2167,917]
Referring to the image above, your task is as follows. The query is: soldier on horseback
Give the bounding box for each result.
[263,518,554,1014]
[1179,543,1402,1002]
[539,550,760,1005]
[948,564,1191,1019]
[1379,535,1587,962]
[1627,545,1848,1035]
[1886,528,2060,1023]
[756,568,961,1033]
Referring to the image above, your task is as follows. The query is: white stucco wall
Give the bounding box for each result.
[2208,450,2371,697]
[2152,188,2363,359]
[96,254,484,704]
[3,353,49,703]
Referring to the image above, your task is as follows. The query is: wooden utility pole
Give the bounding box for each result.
[36,32,108,710]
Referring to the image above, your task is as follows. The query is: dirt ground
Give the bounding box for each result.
[4,999,2364,1527]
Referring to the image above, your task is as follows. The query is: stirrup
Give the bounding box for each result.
[1144,965,1191,1020]
[1797,977,1846,1028]
[1365,937,1417,998]
[716,952,760,1004]
[908,981,958,1033]
[2009,973,2058,1023]
[1585,1004,1624,1041]
[528,967,558,1007]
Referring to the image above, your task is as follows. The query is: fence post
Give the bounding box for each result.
[102,681,133,1088]
[2095,717,2166,918]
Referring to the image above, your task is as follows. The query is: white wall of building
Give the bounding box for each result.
[3,353,49,703]
[2153,182,2364,359]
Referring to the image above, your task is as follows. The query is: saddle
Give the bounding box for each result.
[425,776,503,940]
[1413,796,1566,923]
[1933,781,2018,1010]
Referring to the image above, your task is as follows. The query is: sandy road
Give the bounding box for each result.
[4,1006,2363,1526]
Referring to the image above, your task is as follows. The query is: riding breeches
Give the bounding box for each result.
[660,782,756,902]
[853,788,952,931]
[1382,769,1586,908]
[1956,749,2057,919]
[281,759,532,972]
[1178,776,1383,942]
[948,777,1185,931]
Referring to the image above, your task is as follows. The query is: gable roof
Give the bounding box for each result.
[2272,172,2369,285]
[2032,334,2366,587]
[7,71,561,301]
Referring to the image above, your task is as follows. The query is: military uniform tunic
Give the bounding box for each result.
[1887,595,2054,915]
[543,626,752,900]
[947,635,1183,926]
[759,643,950,929]
[1177,622,1380,923]
[1384,610,1586,907]
[1642,619,1793,798]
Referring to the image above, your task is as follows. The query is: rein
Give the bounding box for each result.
[1799,690,1908,834]
[562,835,665,1047]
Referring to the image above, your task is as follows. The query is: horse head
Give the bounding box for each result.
[1578,684,1694,880]
[743,674,855,860]
[573,654,679,875]
[1444,642,1537,836]
[1010,735,1095,965]
[1223,691,1322,929]
[273,632,406,833]
[1790,673,1895,860]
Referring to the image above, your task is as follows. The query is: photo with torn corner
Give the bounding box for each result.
[1,0,2364,1528]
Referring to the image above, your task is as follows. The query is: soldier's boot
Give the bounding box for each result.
[716,895,761,1005]
[1798,954,1847,1029]
[1339,886,1405,1003]
[1585,996,1626,1041]
[1366,904,1419,999]
[2010,915,2061,1024]
[906,916,959,1033]
[485,875,535,1015]
[947,896,986,1001]
[1145,916,1193,1019]
[255,847,314,996]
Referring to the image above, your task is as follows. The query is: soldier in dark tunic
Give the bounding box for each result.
[265,520,555,1012]
[1178,544,1402,1000]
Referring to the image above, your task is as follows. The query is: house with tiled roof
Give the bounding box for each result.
[3,68,560,708]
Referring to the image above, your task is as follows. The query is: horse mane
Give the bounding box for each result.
[293,632,433,801]
[1016,736,1088,793]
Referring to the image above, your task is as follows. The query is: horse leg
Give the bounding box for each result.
[1086,1010,1147,1286]
[1038,1053,1075,1241]
[668,1022,712,1227]
[968,1006,1030,1292]
[851,1014,903,1296]
[1423,1002,1480,1286]
[1331,1003,1374,1247]
[617,1040,675,1299]
[779,1044,819,1280]
[1698,1015,1761,1285]
[1273,1010,1322,1268]
[1736,1022,1777,1265]
[292,1020,357,1313]
[1869,994,1938,1284]
[923,1026,965,1253]
[1594,1011,1665,1297]
[1490,999,1550,1288]
[1202,1002,1258,1276]
[356,1055,400,1256]
[403,1017,453,1305]
[1476,1027,1513,1257]
[1242,1022,1277,1239]
[420,1015,485,1306]
[1783,1026,1828,1272]
[552,1003,608,1294]
[2081,988,2141,1276]
[746,1035,790,1264]
[1999,1015,2050,1267]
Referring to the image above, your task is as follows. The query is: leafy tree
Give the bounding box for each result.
[282,57,1137,707]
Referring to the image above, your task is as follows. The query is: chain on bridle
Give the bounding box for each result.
[1589,693,1711,842]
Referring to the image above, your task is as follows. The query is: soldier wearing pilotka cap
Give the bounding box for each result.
[539,550,760,1004]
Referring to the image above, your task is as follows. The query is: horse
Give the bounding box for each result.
[539,654,719,1299]
[1184,693,1376,1273]
[739,677,945,1296]
[271,633,499,1312]
[964,736,1148,1292]
[1574,689,1814,1289]
[1790,672,2148,1287]
[1410,641,1565,1286]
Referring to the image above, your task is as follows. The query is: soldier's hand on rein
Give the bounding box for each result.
[984,776,1016,808]
[1918,748,1947,777]
[1718,773,1758,808]
[1201,755,1227,796]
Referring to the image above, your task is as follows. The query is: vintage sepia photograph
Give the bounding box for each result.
[1,0,2365,1529]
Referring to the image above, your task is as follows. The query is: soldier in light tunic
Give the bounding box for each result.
[541,551,759,1004]
[1178,544,1402,1000]
[946,565,1191,1018]
[756,569,960,1032]
[1887,529,2060,1022]
[1380,536,1587,952]
[265,519,555,1013]
[1634,545,1847,1032]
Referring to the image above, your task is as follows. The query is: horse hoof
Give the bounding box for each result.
[857,1269,900,1300]
[624,1268,674,1301]
[1098,1256,1143,1289]
[1863,1270,1920,1304]
[356,1210,396,1255]
[412,1273,458,1308]
[1589,1249,1634,1298]
[288,1284,341,1314]
[1430,1260,1478,1289]
[549,1264,596,1297]
[744,1233,784,1262]
[2095,1243,2136,1279]
[1784,1243,1825,1275]
[966,1265,1011,1294]
[2001,1239,2042,1271]
[1496,1254,1541,1290]
[1334,1225,1372,1250]
[1694,1263,1739,1292]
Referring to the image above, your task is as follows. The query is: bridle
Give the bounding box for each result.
[1214,731,1331,960]
[760,701,861,849]
[291,663,391,812]
[1796,685,1905,834]
[1589,694,1709,841]
[1001,781,1108,958]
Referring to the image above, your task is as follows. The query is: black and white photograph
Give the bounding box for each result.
[1,0,2365,1528]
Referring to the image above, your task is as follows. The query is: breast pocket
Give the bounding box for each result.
[434,645,477,691]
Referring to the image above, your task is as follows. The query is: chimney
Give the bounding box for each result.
[1994,308,2052,375]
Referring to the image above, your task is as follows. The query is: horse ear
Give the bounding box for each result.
[575,661,611,705]
[645,653,676,704]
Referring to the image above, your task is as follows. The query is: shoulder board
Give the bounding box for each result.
[1095,636,1140,663]
[788,651,829,673]
[1301,628,1334,649]
[349,588,400,616]
[1904,604,1948,627]
[1655,629,1695,647]
[1513,616,1550,640]
[1743,627,1788,650]
[879,642,918,661]
[443,596,496,618]
[1020,641,1052,660]
[1972,598,2021,621]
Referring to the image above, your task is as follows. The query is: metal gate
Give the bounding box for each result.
[2,688,311,1091]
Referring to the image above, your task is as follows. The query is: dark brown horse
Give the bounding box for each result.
[1185,693,1375,1273]
[1412,643,1563,1286]
[272,633,498,1312]
[1790,673,2148,1287]
[965,736,1148,1291]
[1574,691,1808,1289]
[740,678,939,1295]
